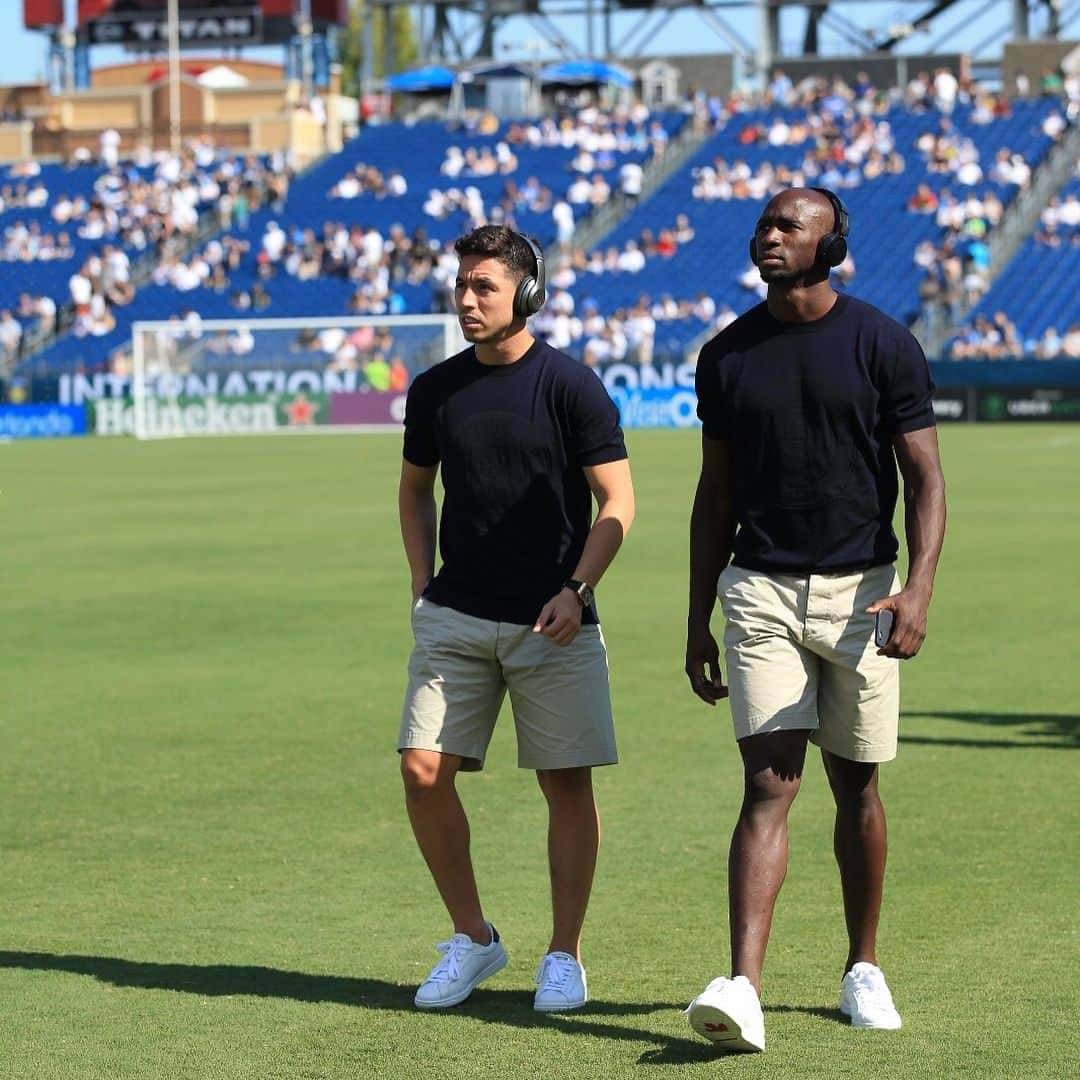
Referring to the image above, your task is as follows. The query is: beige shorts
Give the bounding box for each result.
[718,563,901,763]
[398,598,618,771]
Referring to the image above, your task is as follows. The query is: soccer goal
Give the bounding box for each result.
[129,314,464,440]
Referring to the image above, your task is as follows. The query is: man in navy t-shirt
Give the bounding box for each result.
[684,189,946,1051]
[397,225,635,1014]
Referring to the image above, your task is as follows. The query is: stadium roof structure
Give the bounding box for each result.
[380,0,1080,75]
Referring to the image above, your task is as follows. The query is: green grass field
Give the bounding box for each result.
[1,426,1077,1079]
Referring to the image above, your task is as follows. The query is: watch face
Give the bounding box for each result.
[579,584,595,607]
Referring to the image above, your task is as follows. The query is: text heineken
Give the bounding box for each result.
[96,398,278,437]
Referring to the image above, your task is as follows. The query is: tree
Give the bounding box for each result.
[338,1,419,98]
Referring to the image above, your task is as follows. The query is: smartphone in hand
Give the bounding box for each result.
[874,609,894,649]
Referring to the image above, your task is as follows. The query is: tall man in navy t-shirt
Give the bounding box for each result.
[684,188,946,1051]
[398,225,635,1013]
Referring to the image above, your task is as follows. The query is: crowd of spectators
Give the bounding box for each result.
[0,177,50,212]
[906,183,1007,227]
[1,222,75,263]
[684,67,1004,137]
[943,154,1080,359]
[903,101,1049,331]
[947,313,1080,360]
[915,234,991,325]
[912,119,1034,188]
[908,184,1003,313]
[168,217,462,319]
[440,144,518,178]
[144,99,679,324]
[416,174,562,238]
[0,137,294,360]
[690,109,906,202]
[494,105,669,160]
[65,245,133,336]
[541,216,696,284]
[531,288,736,368]
[758,66,1077,119]
[293,322,410,385]
[1035,158,1080,245]
[328,162,408,199]
[5,71,1080,379]
[415,105,671,246]
[1036,192,1080,245]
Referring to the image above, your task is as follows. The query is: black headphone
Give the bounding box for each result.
[812,187,850,268]
[749,187,850,269]
[512,233,547,318]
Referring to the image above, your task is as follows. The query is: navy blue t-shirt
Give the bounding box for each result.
[696,294,936,573]
[403,339,627,625]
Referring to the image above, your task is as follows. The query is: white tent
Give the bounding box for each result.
[197,65,249,89]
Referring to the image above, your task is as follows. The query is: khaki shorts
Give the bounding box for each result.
[718,563,901,763]
[398,598,618,771]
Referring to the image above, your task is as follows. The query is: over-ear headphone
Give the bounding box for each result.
[512,233,547,318]
[749,187,850,269]
[812,186,849,268]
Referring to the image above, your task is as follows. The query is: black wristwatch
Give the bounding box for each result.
[564,579,595,608]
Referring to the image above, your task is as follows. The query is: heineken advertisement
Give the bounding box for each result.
[90,392,406,436]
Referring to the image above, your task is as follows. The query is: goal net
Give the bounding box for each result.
[129,314,464,440]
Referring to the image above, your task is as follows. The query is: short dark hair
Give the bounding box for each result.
[454,225,537,282]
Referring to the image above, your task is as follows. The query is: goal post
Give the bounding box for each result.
[130,314,465,440]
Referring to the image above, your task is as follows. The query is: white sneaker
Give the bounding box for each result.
[413,925,508,1009]
[685,975,766,1052]
[533,951,588,1012]
[839,962,902,1029]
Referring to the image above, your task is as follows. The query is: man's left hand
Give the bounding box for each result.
[867,587,930,659]
[533,589,584,646]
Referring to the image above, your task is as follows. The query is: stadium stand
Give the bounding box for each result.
[11,105,685,383]
[1,143,292,371]
[4,83,1074,387]
[558,95,1061,362]
[947,156,1080,358]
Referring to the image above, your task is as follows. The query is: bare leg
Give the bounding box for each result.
[729,730,811,994]
[400,749,489,945]
[536,766,598,961]
[821,750,887,976]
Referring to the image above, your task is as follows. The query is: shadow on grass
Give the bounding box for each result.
[899,710,1079,750]
[0,951,725,1063]
[766,1002,846,1023]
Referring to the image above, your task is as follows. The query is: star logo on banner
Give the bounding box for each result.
[285,393,317,426]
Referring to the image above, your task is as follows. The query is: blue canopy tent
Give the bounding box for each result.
[537,60,635,89]
[385,65,457,93]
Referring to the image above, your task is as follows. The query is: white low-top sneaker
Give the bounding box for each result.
[685,975,766,1052]
[413,925,508,1009]
[839,962,902,1029]
[533,951,588,1012]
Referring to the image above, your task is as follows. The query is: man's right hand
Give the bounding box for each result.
[685,625,728,705]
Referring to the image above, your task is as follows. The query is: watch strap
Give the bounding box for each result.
[564,578,593,606]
